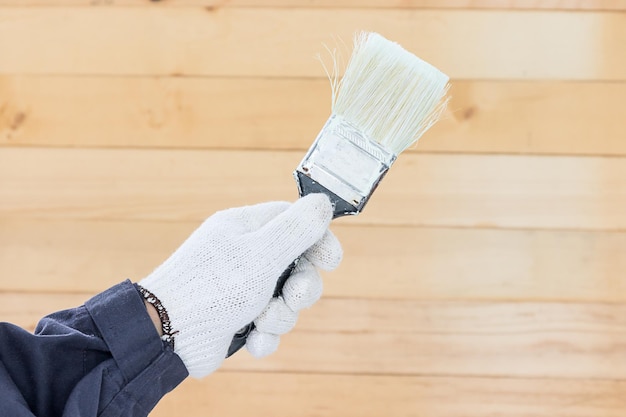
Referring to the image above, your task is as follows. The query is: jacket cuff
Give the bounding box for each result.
[85,280,188,382]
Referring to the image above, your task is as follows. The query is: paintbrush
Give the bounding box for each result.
[227,31,450,356]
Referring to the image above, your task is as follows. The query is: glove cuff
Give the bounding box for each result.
[136,284,177,348]
[138,273,232,378]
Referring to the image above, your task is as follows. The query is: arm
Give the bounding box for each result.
[0,194,341,415]
[145,302,164,338]
[0,280,187,417]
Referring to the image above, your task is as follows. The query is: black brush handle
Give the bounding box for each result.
[226,174,357,358]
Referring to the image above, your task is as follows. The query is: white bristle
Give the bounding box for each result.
[331,32,450,155]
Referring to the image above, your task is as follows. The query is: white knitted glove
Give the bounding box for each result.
[139,194,342,378]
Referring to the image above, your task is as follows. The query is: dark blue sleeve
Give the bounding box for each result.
[0,280,189,417]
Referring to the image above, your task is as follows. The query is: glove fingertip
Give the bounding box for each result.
[283,266,323,311]
[246,330,280,358]
[304,230,343,271]
[296,193,333,221]
[255,298,298,335]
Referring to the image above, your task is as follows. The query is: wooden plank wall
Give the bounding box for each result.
[1,1,625,416]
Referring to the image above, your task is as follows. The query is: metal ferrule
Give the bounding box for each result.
[295,115,397,217]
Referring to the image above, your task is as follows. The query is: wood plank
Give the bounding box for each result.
[1,148,625,230]
[3,292,626,378]
[153,372,626,417]
[209,300,626,378]
[2,0,625,12]
[2,218,626,301]
[3,76,626,157]
[1,8,625,80]
[0,76,334,151]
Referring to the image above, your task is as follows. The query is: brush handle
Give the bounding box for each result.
[226,260,298,357]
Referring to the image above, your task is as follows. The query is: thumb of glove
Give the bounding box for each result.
[251,193,333,274]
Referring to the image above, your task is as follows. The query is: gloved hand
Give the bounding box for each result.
[138,194,342,378]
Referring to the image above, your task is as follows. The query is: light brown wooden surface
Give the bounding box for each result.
[3,77,626,156]
[3,218,626,301]
[1,8,626,80]
[1,2,625,416]
[2,0,625,11]
[154,373,626,417]
[2,148,625,230]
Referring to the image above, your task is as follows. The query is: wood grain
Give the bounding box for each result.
[3,291,626,379]
[213,299,626,378]
[2,218,626,301]
[2,0,624,11]
[2,76,626,157]
[152,372,626,417]
[1,148,625,230]
[1,8,625,80]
